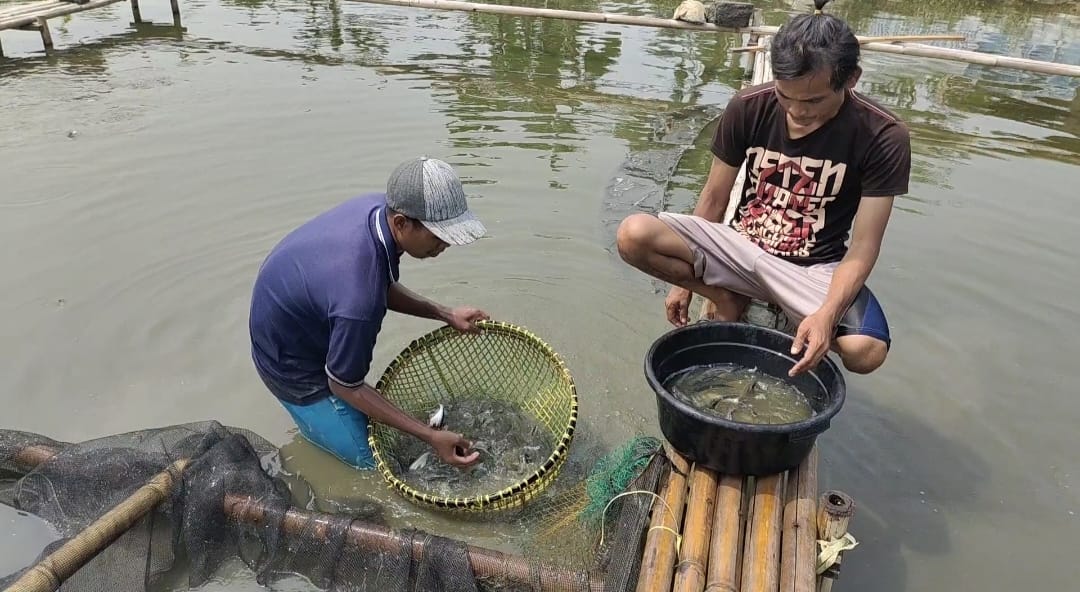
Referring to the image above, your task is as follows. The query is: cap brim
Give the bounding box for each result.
[421,209,487,246]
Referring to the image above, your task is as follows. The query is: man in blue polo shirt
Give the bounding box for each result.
[249,156,488,470]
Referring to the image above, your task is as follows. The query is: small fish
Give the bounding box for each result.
[409,451,432,471]
[427,404,446,429]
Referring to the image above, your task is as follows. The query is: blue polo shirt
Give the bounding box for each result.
[248,193,401,406]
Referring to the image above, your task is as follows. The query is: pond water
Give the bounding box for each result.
[2,0,1077,590]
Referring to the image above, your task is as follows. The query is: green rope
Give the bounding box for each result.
[579,435,662,526]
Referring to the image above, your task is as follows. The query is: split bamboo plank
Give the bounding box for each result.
[740,473,785,592]
[636,448,692,592]
[673,464,719,592]
[778,446,818,592]
[705,474,746,592]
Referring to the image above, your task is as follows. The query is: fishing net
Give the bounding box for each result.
[0,420,670,592]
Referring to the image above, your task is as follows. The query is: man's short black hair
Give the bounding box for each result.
[770,0,861,91]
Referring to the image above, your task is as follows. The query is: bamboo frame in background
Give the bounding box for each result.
[344,0,1080,77]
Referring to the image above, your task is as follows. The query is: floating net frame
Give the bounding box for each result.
[369,319,579,513]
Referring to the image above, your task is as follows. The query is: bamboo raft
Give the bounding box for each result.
[636,445,856,592]
[0,0,181,56]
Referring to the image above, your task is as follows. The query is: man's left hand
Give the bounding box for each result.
[446,307,490,333]
[788,310,835,377]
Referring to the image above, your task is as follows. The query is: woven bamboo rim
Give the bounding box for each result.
[369,319,579,512]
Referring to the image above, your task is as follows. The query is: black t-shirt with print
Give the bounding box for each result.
[712,82,912,265]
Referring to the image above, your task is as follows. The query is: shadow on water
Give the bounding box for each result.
[815,385,993,592]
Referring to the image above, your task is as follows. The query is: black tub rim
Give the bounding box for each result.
[644,320,847,438]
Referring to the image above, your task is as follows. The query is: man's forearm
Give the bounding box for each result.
[819,256,874,325]
[691,157,740,223]
[387,283,450,322]
[692,190,730,223]
[329,380,435,442]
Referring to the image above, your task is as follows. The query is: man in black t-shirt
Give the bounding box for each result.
[617,5,911,376]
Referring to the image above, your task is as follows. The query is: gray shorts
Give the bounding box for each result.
[658,212,891,346]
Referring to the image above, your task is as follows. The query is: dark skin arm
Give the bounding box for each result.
[325,283,490,467]
[328,379,479,467]
[788,195,894,376]
[387,283,489,332]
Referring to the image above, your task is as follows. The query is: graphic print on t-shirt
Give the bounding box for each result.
[735,146,848,259]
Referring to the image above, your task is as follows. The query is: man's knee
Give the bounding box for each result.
[615,213,659,264]
[836,335,888,374]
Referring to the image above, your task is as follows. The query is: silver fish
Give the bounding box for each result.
[409,451,432,471]
[428,404,446,429]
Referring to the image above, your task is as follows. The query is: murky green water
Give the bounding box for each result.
[2,0,1078,589]
[664,363,817,424]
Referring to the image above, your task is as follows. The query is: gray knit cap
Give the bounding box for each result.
[385,156,486,246]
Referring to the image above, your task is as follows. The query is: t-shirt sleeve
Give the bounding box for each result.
[324,316,379,388]
[711,93,750,168]
[861,122,912,197]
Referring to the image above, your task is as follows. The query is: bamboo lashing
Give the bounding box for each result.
[345,0,1080,78]
[636,446,692,592]
[739,474,785,592]
[2,442,600,592]
[3,457,192,592]
[705,474,746,592]
[673,464,719,592]
[778,446,818,592]
[815,490,856,592]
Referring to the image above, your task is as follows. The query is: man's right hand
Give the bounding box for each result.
[665,286,693,327]
[428,429,481,468]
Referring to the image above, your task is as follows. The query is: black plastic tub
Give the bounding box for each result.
[645,321,846,476]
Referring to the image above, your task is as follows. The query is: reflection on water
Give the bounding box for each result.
[1,0,1079,590]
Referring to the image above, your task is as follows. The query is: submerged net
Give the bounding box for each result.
[0,420,669,592]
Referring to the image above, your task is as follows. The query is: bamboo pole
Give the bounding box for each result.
[3,458,191,592]
[778,447,818,592]
[705,474,745,592]
[739,473,784,592]
[0,0,127,31]
[348,0,768,34]
[345,0,1080,78]
[860,41,1080,77]
[731,34,967,53]
[0,2,70,22]
[223,494,603,592]
[3,442,599,592]
[636,447,692,592]
[673,464,719,592]
[34,17,52,50]
[814,491,855,592]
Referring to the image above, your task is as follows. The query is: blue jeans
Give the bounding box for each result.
[257,366,376,470]
[278,394,376,470]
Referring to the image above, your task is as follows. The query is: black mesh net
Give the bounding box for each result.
[0,421,668,592]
